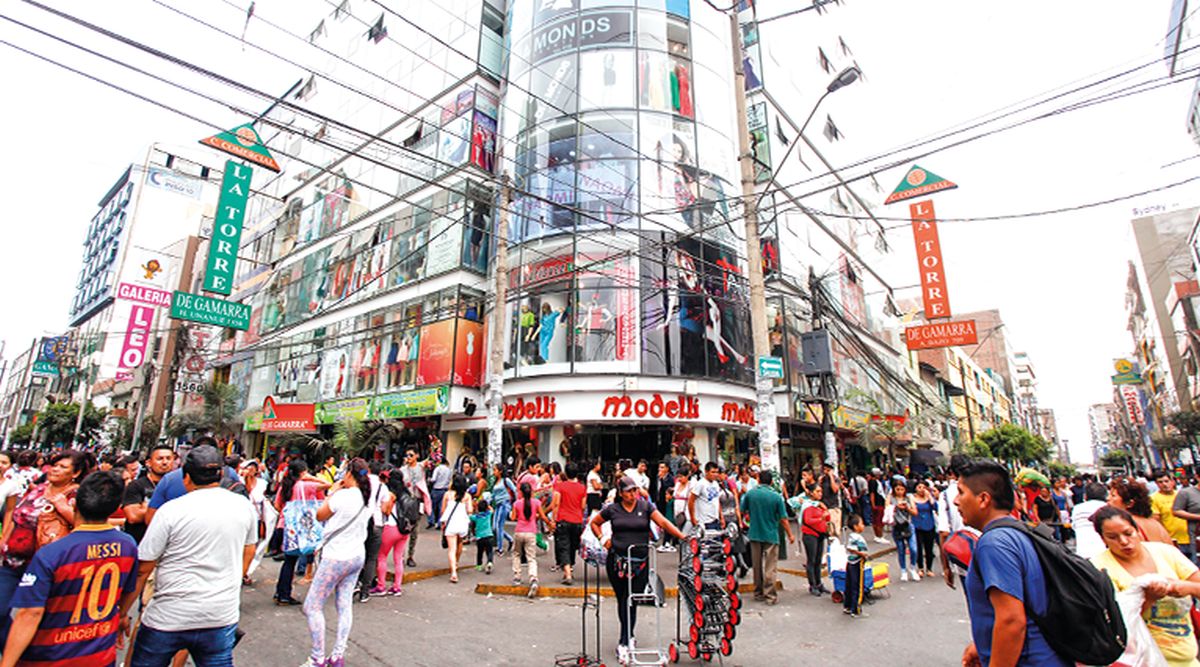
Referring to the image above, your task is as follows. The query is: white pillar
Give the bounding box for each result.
[692,427,713,463]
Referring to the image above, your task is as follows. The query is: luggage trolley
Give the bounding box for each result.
[556,539,608,667]
[670,526,742,663]
[623,543,669,666]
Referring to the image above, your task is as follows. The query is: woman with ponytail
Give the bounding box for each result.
[510,480,555,597]
[302,458,372,667]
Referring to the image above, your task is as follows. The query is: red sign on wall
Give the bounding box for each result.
[453,319,484,387]
[904,319,978,351]
[910,200,951,319]
[503,396,557,422]
[262,397,316,432]
[416,320,455,386]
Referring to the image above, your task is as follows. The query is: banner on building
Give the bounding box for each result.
[885,165,958,205]
[910,200,952,319]
[904,319,978,350]
[169,291,251,330]
[1111,358,1143,385]
[145,166,204,199]
[118,305,155,375]
[199,124,280,172]
[369,387,450,420]
[203,160,253,295]
[261,397,317,432]
[1120,385,1145,426]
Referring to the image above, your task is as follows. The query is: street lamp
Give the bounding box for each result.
[730,0,861,473]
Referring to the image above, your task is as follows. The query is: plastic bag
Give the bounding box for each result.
[580,510,611,565]
[1100,576,1169,667]
[827,539,848,573]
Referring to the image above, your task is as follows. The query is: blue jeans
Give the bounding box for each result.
[130,623,238,667]
[893,528,916,570]
[429,488,447,527]
[0,564,24,646]
[493,500,513,551]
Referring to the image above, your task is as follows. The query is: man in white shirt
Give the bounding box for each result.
[1071,482,1110,560]
[429,460,453,529]
[120,445,257,666]
[936,459,978,589]
[688,462,724,530]
[625,459,650,498]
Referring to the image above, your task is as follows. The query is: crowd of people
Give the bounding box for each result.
[7,435,1200,666]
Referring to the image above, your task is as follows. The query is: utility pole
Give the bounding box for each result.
[485,176,511,469]
[730,14,780,474]
[959,359,976,442]
[130,361,156,454]
[806,268,839,467]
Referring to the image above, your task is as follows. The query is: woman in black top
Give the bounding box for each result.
[590,476,686,663]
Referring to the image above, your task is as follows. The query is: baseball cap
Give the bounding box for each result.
[617,476,638,492]
[185,445,224,473]
[748,464,760,473]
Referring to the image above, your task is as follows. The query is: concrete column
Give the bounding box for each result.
[444,429,464,468]
[547,425,567,467]
[692,427,712,463]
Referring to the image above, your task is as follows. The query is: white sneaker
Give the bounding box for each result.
[900,570,909,582]
[616,644,630,665]
[657,544,676,553]
[910,568,921,581]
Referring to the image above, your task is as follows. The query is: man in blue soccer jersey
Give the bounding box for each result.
[1,470,138,667]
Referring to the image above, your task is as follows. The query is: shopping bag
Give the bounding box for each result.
[826,539,848,573]
[535,531,548,551]
[881,504,895,526]
[1103,578,1169,667]
[282,498,323,556]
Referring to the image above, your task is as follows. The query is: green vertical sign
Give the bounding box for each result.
[203,159,252,295]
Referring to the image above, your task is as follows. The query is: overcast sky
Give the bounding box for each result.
[1,1,1197,463]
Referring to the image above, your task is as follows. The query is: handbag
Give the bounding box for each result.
[283,484,324,556]
[535,531,548,551]
[36,485,78,548]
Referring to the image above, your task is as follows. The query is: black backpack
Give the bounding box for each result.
[983,517,1126,664]
[393,493,422,535]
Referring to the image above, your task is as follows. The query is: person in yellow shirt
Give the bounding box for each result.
[1152,471,1192,560]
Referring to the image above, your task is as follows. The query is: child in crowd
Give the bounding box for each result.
[472,498,496,574]
[843,514,869,619]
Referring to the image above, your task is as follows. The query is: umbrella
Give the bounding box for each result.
[1015,468,1050,488]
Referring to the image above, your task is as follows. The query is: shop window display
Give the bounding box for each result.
[638,51,693,118]
[636,11,689,56]
[578,112,637,159]
[576,159,638,228]
[462,201,491,272]
[470,111,498,172]
[578,49,636,111]
[574,251,639,367]
[528,53,578,124]
[390,208,429,286]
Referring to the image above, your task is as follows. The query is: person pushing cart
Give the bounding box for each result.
[589,476,687,666]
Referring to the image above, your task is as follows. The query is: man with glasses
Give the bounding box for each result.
[399,448,431,568]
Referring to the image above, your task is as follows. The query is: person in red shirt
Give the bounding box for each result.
[552,463,589,586]
[801,486,831,597]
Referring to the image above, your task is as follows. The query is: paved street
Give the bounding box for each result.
[230,530,972,666]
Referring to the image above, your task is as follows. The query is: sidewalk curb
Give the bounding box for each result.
[473,580,782,599]
[778,545,897,579]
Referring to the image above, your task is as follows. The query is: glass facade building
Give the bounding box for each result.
[499,0,752,385]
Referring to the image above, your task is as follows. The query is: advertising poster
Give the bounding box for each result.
[453,319,485,387]
[416,319,456,386]
[370,386,450,419]
[471,111,497,172]
[425,214,462,276]
[439,115,471,166]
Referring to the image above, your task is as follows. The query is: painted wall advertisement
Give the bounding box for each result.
[416,320,455,386]
[370,387,450,419]
[453,319,485,387]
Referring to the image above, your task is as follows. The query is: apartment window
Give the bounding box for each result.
[817,47,831,73]
[839,36,852,56]
[333,0,350,20]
